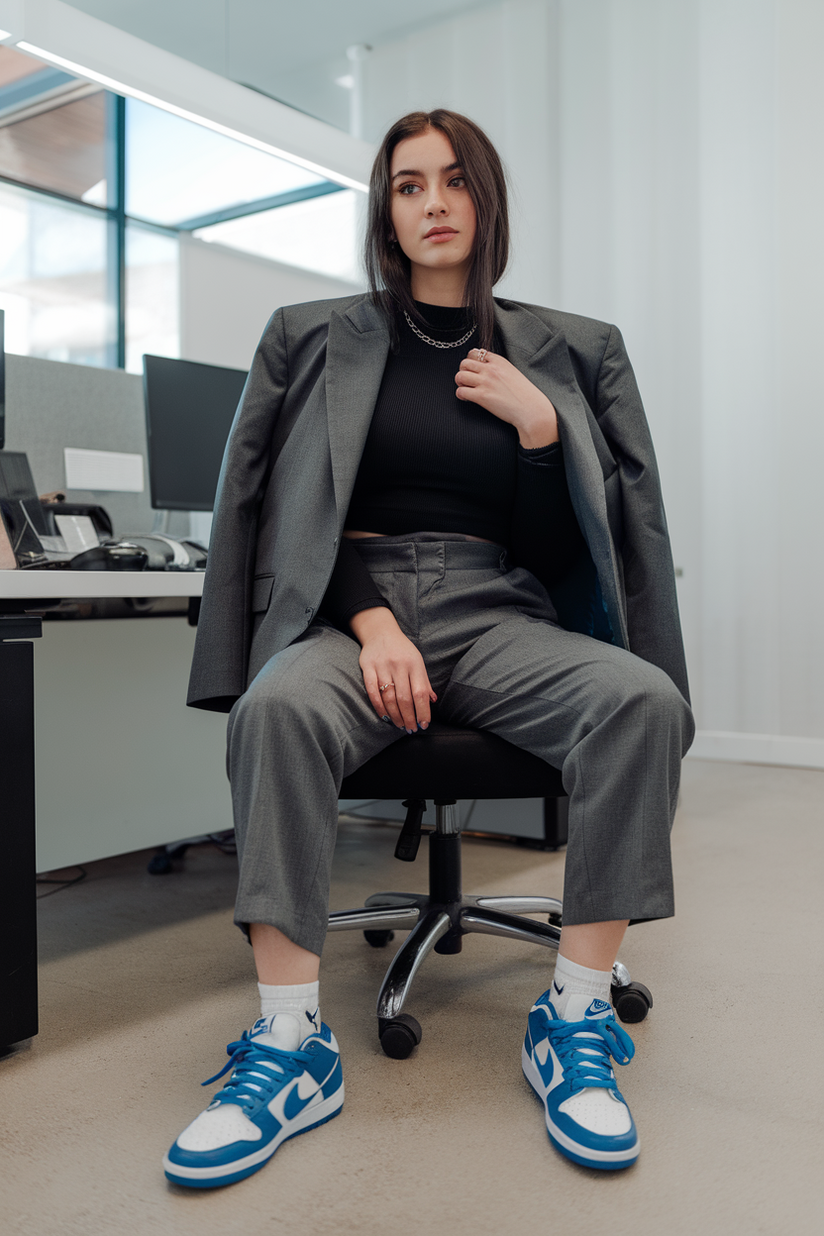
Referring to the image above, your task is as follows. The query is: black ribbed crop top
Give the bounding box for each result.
[321,302,585,626]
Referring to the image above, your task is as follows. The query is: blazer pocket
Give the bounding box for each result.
[252,574,275,612]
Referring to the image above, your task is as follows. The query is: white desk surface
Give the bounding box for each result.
[0,570,205,599]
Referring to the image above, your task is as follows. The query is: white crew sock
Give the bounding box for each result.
[550,954,612,1020]
[254,980,320,1050]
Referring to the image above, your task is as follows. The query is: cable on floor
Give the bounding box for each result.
[36,866,87,899]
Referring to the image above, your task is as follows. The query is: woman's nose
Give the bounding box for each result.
[425,188,447,215]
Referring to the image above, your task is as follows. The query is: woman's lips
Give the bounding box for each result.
[425,229,457,243]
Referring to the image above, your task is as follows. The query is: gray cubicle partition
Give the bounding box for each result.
[3,353,188,537]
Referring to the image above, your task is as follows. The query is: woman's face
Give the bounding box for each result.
[388,127,477,299]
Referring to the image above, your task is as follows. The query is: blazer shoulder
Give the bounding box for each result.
[496,296,614,360]
[279,292,373,338]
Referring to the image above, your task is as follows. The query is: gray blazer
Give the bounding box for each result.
[187,294,689,712]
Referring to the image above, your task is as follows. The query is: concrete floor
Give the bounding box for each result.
[2,758,822,1236]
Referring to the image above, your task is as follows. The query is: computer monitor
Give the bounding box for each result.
[142,354,248,512]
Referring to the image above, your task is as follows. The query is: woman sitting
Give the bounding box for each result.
[164,109,694,1187]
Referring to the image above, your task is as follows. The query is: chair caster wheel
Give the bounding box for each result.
[379,1014,422,1059]
[364,930,395,948]
[147,853,173,875]
[611,981,653,1024]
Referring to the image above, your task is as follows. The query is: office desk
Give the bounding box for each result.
[0,571,228,1050]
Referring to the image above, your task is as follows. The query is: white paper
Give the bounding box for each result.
[54,514,99,553]
[64,447,144,493]
[38,534,69,553]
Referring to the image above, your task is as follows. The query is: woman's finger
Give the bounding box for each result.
[388,675,420,732]
[364,674,393,724]
[379,680,406,729]
[456,367,483,384]
[378,668,436,731]
[408,667,437,729]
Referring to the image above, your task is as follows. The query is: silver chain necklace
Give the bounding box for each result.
[403,310,477,349]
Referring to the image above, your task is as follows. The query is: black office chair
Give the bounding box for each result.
[329,721,652,1058]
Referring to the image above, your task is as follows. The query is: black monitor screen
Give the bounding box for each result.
[143,354,248,511]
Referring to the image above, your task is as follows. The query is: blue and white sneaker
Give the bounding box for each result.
[522,991,639,1171]
[163,1014,344,1189]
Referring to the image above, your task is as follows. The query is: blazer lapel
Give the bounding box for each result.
[494,301,629,647]
[325,300,390,521]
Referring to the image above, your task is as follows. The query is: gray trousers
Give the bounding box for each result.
[227,536,694,956]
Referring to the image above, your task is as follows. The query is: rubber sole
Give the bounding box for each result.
[521,1044,639,1171]
[163,1083,344,1189]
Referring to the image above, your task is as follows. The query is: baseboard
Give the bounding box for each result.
[688,730,824,771]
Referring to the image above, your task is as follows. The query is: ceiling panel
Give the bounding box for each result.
[63,0,231,76]
[225,0,486,74]
[63,0,489,129]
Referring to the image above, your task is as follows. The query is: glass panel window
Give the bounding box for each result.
[0,45,45,91]
[0,91,109,205]
[125,99,328,228]
[0,180,115,365]
[193,188,362,284]
[125,223,179,375]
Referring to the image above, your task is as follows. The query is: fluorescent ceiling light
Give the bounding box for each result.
[16,40,369,193]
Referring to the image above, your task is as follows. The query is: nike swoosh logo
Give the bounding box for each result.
[283,1080,318,1122]
[535,1040,559,1088]
[586,999,612,1017]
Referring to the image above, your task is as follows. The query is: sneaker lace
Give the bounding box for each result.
[200,1032,312,1115]
[548,1014,635,1092]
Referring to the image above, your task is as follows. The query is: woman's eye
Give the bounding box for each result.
[398,183,420,195]
[449,176,466,188]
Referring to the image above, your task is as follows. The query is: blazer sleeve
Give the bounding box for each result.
[187,309,290,712]
[595,325,691,704]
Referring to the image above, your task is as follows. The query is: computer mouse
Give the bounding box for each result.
[70,542,149,571]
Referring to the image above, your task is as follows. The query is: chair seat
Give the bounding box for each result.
[339,720,566,802]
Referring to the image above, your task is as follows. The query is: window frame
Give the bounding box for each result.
[0,86,345,370]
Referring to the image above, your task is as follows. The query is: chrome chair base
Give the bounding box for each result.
[328,888,564,1022]
[329,802,651,1056]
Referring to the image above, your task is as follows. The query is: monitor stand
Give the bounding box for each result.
[150,509,212,549]
[151,508,172,535]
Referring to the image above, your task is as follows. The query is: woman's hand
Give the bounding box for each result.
[455,348,559,448]
[349,606,437,732]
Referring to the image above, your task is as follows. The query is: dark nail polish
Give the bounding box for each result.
[381,715,392,723]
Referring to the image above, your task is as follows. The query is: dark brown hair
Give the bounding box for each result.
[364,109,509,350]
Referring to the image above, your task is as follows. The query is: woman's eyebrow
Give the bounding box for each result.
[391,161,463,182]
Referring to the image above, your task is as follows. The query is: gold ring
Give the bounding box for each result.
[379,682,395,692]
[477,349,488,363]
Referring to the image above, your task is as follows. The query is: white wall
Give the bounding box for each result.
[360,0,824,768]
[178,237,363,371]
[361,0,561,309]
